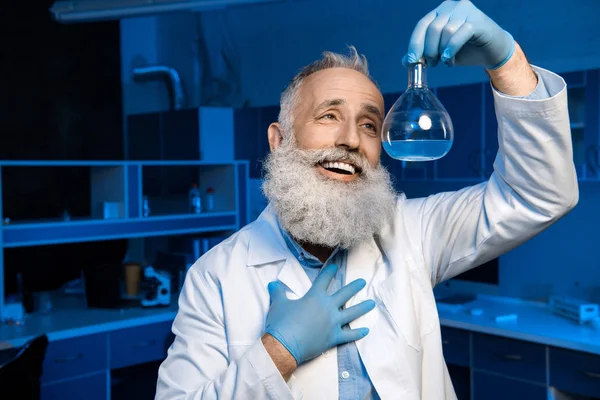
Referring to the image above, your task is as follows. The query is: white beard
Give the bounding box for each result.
[262,137,397,249]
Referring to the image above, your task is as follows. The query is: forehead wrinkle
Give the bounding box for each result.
[313,98,346,115]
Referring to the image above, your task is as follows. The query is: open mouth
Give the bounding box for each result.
[318,161,361,176]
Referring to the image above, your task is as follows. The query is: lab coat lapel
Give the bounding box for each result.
[344,237,384,337]
[346,236,423,399]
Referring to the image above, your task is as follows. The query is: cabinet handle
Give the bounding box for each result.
[581,371,600,379]
[442,340,450,345]
[501,354,522,361]
[132,339,156,348]
[54,353,84,363]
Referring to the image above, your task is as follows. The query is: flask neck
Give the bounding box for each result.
[408,63,427,89]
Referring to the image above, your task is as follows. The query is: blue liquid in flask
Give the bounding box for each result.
[383,140,453,161]
[382,59,454,161]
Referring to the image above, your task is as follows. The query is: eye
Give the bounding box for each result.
[362,123,376,131]
[320,113,337,120]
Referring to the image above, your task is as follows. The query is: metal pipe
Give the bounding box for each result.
[132,65,186,111]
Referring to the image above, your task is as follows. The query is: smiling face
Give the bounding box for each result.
[263,66,396,249]
[268,67,385,181]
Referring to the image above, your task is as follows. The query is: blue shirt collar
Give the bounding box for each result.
[277,219,341,268]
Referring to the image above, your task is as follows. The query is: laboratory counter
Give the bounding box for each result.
[0,294,598,399]
[2,293,598,355]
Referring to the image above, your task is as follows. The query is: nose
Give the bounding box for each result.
[334,121,360,151]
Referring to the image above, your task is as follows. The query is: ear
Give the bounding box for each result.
[267,122,284,151]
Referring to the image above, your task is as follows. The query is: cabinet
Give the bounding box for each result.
[435,84,484,180]
[41,333,107,383]
[472,371,547,400]
[0,160,250,318]
[441,326,470,367]
[565,69,600,180]
[109,321,173,370]
[549,347,600,398]
[42,372,107,400]
[471,333,546,384]
[37,321,173,400]
[392,67,600,183]
[440,326,600,400]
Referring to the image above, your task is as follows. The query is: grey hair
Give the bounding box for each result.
[278,45,377,135]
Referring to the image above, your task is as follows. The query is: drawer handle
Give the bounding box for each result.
[442,340,450,345]
[132,339,156,348]
[581,371,600,379]
[501,354,522,361]
[54,353,84,363]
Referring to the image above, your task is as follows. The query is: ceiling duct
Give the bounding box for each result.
[50,0,287,23]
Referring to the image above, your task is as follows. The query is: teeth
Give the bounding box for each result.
[322,161,356,174]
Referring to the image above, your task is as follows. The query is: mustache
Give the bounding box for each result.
[292,146,373,173]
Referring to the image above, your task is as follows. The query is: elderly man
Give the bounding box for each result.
[156,1,578,399]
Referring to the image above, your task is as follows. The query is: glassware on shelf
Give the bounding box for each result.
[142,195,151,217]
[381,57,454,161]
[124,262,142,298]
[206,187,215,212]
[189,183,202,214]
[62,210,71,221]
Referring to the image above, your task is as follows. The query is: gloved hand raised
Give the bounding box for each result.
[264,264,376,365]
[402,0,515,70]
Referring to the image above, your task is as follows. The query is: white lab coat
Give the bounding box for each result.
[155,66,578,399]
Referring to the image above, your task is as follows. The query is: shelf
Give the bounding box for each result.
[0,159,248,319]
[0,159,249,232]
[2,212,237,247]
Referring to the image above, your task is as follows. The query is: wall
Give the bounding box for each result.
[500,182,600,303]
[216,0,600,106]
[120,16,166,116]
[120,11,244,116]
[120,13,204,116]
[120,0,600,114]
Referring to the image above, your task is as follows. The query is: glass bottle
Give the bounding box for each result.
[189,183,202,214]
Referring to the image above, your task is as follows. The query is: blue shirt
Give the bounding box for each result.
[279,225,381,400]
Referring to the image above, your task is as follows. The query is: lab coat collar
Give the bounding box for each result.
[246,205,313,297]
[246,204,290,267]
[247,204,383,298]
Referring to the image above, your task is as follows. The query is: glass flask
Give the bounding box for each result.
[381,58,454,161]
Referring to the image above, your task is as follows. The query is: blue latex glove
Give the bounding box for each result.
[264,264,376,365]
[402,0,515,70]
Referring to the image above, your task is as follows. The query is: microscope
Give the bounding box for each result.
[140,266,171,307]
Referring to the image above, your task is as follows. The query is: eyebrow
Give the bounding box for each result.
[362,102,383,122]
[313,98,383,122]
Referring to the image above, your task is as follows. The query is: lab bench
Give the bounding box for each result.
[438,295,600,400]
[0,302,177,400]
[1,294,598,400]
